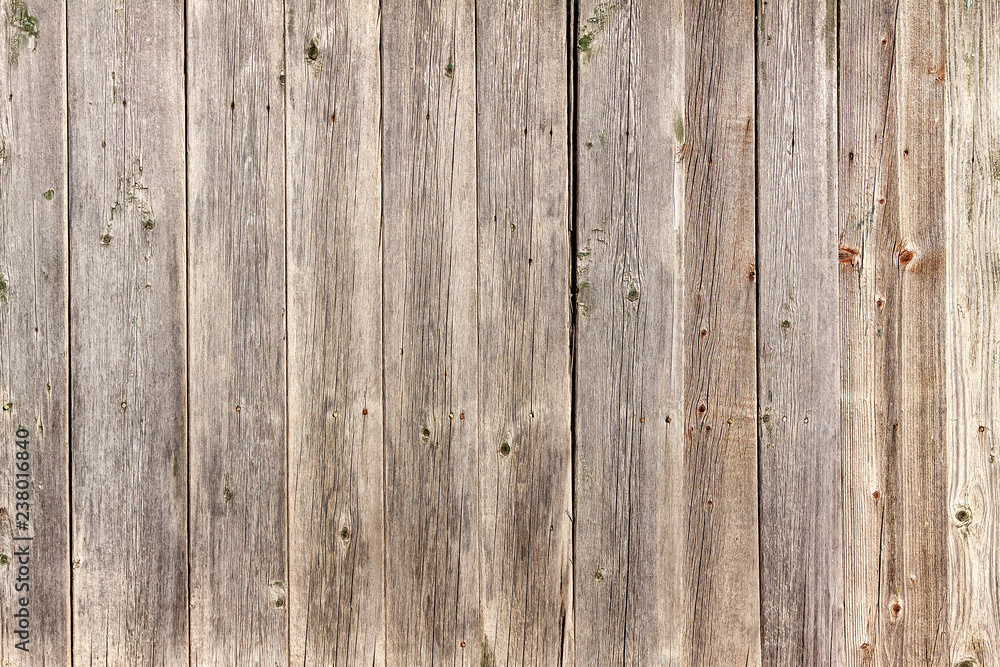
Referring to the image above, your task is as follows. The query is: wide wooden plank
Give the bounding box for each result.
[0,1,69,662]
[572,0,686,663]
[840,0,949,663]
[285,0,384,664]
[756,1,843,664]
[187,0,287,663]
[67,1,187,663]
[475,0,573,663]
[682,1,760,663]
[945,1,1000,663]
[381,0,480,663]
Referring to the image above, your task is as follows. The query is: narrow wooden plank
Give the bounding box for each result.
[681,1,761,664]
[381,0,480,664]
[572,0,686,663]
[945,1,1000,663]
[475,0,574,663]
[67,1,187,663]
[838,0,898,662]
[892,1,949,659]
[187,0,287,663]
[0,1,69,662]
[756,1,843,664]
[285,0,384,664]
[840,0,949,663]
[896,0,950,660]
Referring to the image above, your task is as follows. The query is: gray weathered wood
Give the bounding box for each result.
[67,1,187,663]
[681,1,761,663]
[840,0,949,663]
[756,0,843,664]
[381,0,480,663]
[187,0,287,663]
[0,1,69,663]
[475,0,574,663]
[572,0,686,663]
[945,1,1000,663]
[285,0,384,664]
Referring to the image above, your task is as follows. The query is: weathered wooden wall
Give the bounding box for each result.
[0,0,998,664]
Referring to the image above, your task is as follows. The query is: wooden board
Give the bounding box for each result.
[67,0,187,663]
[475,0,574,663]
[945,1,1000,663]
[285,0,384,664]
[681,1,761,663]
[756,0,843,664]
[838,1,899,662]
[0,0,70,663]
[186,0,287,663]
[840,0,949,663]
[572,0,686,663]
[380,0,480,663]
[2,1,999,661]
[892,1,949,660]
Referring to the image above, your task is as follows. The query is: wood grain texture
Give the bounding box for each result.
[946,1,1000,663]
[475,0,574,663]
[381,0,480,664]
[572,0,686,663]
[285,0,384,664]
[682,1,760,664]
[0,0,69,663]
[841,0,949,663]
[892,0,949,661]
[838,0,900,662]
[756,0,843,664]
[67,0,187,663]
[187,0,287,663]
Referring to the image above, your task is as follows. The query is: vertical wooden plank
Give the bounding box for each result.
[841,0,949,663]
[285,0,384,664]
[572,0,686,663]
[682,1,760,664]
[756,0,843,664]
[381,0,480,664]
[892,1,949,660]
[476,0,574,663]
[67,0,187,663]
[946,1,1000,663]
[0,0,69,663]
[187,0,286,663]
[838,0,898,662]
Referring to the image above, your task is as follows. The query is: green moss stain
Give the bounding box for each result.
[824,0,836,66]
[305,38,319,63]
[8,0,38,66]
[674,115,684,144]
[42,188,53,200]
[0,275,6,302]
[577,1,619,60]
[445,55,454,78]
[0,554,7,565]
[480,641,492,667]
